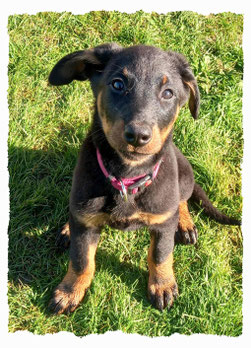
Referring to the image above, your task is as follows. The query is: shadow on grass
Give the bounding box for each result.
[8,141,152,317]
[8,141,76,294]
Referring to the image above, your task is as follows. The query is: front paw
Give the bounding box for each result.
[48,284,87,315]
[148,278,178,311]
[48,260,94,315]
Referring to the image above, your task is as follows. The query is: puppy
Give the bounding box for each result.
[48,43,240,314]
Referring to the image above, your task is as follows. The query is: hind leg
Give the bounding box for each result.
[56,222,71,250]
[173,146,197,245]
[175,201,198,245]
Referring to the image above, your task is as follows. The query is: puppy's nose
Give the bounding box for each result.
[124,124,152,147]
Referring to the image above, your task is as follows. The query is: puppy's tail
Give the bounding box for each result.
[191,183,241,226]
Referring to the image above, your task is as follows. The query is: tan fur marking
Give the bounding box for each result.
[148,238,174,281]
[128,211,172,225]
[76,212,110,228]
[160,106,180,143]
[162,74,168,85]
[147,237,177,302]
[102,117,112,136]
[61,222,70,237]
[76,211,172,227]
[118,152,151,166]
[178,200,195,231]
[184,80,196,96]
[123,67,128,76]
[53,244,97,314]
[184,80,197,115]
[97,91,103,117]
[97,91,113,137]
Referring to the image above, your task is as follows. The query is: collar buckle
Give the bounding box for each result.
[127,174,152,194]
[119,180,128,201]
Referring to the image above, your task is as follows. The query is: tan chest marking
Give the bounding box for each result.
[77,212,110,228]
[127,210,173,225]
[76,209,172,227]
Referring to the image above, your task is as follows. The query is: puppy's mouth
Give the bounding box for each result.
[116,147,155,164]
[119,148,153,157]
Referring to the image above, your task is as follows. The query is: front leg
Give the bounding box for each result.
[147,212,179,311]
[49,214,101,314]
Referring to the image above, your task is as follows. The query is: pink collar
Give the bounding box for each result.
[96,148,163,200]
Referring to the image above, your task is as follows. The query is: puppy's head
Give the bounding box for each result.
[49,43,199,162]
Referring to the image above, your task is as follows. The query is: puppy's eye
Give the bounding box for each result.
[111,79,124,91]
[162,89,173,99]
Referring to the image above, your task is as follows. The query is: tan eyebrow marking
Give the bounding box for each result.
[122,67,128,76]
[162,75,168,85]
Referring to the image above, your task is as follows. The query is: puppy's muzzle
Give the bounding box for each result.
[124,123,152,147]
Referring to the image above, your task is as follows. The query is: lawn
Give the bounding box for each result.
[8,11,243,336]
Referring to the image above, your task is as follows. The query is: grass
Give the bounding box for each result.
[8,11,243,336]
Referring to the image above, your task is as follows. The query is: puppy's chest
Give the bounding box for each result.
[77,163,180,229]
[78,186,177,230]
[104,190,175,227]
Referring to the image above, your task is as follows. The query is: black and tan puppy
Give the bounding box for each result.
[48,43,240,314]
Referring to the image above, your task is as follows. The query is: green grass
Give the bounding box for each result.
[8,11,243,336]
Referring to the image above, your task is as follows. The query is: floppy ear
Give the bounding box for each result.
[182,71,200,120]
[171,52,200,119]
[49,42,122,86]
